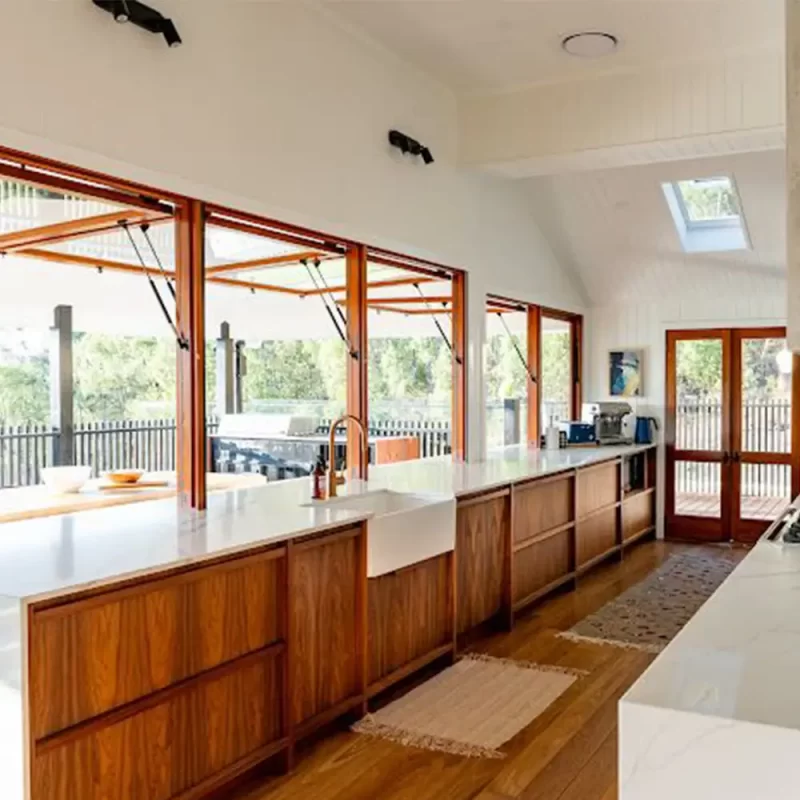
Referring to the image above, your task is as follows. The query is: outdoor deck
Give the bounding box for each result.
[676,492,788,520]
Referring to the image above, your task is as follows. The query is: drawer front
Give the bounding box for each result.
[32,653,283,800]
[577,463,619,518]
[623,492,655,541]
[30,549,284,739]
[514,531,572,604]
[513,476,573,544]
[577,508,618,566]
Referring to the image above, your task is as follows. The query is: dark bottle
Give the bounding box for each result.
[311,449,326,501]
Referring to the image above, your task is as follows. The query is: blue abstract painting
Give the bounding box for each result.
[609,350,642,397]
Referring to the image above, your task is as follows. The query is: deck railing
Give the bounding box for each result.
[676,399,791,500]
[1,400,793,494]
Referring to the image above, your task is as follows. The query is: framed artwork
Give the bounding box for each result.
[609,349,643,397]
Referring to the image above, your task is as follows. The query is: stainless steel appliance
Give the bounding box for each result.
[764,502,800,544]
[582,402,634,445]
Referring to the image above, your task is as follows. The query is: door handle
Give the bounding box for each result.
[732,452,741,463]
[722,452,730,464]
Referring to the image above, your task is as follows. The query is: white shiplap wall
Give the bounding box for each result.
[460,51,785,175]
[586,281,786,537]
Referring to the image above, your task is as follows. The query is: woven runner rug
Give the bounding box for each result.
[558,549,741,654]
[353,653,586,759]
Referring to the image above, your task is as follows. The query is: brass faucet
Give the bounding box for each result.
[328,414,368,498]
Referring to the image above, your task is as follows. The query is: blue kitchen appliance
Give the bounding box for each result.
[634,416,659,444]
[558,421,596,445]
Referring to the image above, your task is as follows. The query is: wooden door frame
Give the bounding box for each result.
[666,326,797,543]
[665,328,732,542]
[730,327,795,543]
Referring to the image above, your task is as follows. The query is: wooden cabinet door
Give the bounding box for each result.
[289,527,363,726]
[456,490,510,635]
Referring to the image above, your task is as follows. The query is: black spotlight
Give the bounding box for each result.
[388,130,434,165]
[93,0,182,48]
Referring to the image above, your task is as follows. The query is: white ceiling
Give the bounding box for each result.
[321,0,783,93]
[527,149,786,307]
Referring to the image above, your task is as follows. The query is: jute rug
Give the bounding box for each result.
[558,549,741,654]
[352,654,586,759]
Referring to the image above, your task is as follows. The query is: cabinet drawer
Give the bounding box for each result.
[623,492,655,541]
[514,530,572,605]
[30,548,285,739]
[513,475,573,544]
[577,508,618,566]
[32,651,284,800]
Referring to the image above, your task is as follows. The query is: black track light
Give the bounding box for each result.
[93,0,183,49]
[161,18,182,48]
[388,130,434,166]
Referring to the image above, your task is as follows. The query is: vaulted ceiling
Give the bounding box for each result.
[527,149,786,307]
[322,0,782,93]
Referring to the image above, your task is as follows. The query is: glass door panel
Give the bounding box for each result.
[666,330,730,542]
[732,330,794,541]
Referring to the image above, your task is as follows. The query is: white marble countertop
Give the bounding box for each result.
[0,443,654,603]
[622,535,800,731]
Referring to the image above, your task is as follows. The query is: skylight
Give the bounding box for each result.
[662,176,749,253]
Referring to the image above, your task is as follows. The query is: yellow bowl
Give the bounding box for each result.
[104,469,145,485]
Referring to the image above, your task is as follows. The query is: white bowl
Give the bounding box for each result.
[41,466,92,494]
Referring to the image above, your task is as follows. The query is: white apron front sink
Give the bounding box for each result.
[304,490,455,577]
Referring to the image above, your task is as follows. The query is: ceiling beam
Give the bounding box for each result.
[364,295,451,306]
[208,215,343,255]
[0,209,171,254]
[304,275,439,296]
[204,250,332,276]
[16,247,306,296]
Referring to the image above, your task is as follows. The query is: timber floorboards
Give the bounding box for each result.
[234,541,745,800]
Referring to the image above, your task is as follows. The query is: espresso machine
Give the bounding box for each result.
[582,402,634,445]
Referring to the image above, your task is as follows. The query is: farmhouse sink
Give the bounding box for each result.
[304,490,456,577]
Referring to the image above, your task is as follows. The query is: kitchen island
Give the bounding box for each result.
[0,443,656,800]
[620,511,800,799]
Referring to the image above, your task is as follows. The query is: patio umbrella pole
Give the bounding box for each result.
[119,221,188,350]
[497,312,536,384]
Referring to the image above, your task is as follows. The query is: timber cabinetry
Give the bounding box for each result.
[576,460,621,571]
[367,552,454,696]
[455,487,511,635]
[622,448,657,547]
[512,471,576,610]
[26,522,367,800]
[288,526,366,732]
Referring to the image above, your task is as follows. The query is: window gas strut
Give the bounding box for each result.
[312,257,348,330]
[496,311,537,384]
[119,221,189,350]
[139,222,175,301]
[412,282,462,364]
[302,259,357,359]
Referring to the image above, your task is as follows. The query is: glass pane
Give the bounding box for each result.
[740,464,791,521]
[675,177,740,223]
[741,338,792,453]
[540,317,571,426]
[367,262,453,462]
[675,338,723,450]
[485,308,528,449]
[675,461,721,518]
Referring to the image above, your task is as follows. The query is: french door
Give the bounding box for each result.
[666,327,799,543]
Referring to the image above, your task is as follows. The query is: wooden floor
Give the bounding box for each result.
[676,492,786,520]
[232,540,738,800]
